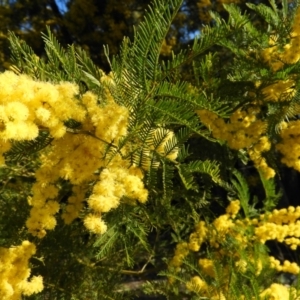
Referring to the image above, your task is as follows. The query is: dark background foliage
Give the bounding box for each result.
[0,0,292,71]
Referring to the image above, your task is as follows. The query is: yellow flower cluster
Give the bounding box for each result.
[0,71,85,164]
[0,70,179,239]
[197,109,275,178]
[188,220,208,251]
[185,275,208,293]
[27,134,107,236]
[261,6,300,71]
[198,258,216,277]
[26,185,60,238]
[62,185,87,225]
[86,154,148,234]
[81,90,128,143]
[170,201,300,298]
[240,283,300,300]
[0,241,43,299]
[211,214,235,247]
[225,199,240,218]
[186,276,208,293]
[5,72,85,134]
[170,200,245,269]
[0,70,149,237]
[197,108,266,150]
[254,206,300,249]
[260,42,284,72]
[168,242,189,272]
[269,257,300,274]
[209,202,253,251]
[36,133,104,185]
[190,259,289,299]
[259,283,298,300]
[252,8,300,177]
[28,136,148,237]
[248,136,275,179]
[83,213,108,234]
[276,120,300,172]
[185,273,227,299]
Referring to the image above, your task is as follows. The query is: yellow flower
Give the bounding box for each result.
[226,200,240,217]
[88,194,119,213]
[186,276,208,293]
[199,258,215,277]
[211,292,226,300]
[0,241,43,299]
[169,242,189,269]
[83,214,107,234]
[4,101,29,121]
[260,283,290,300]
[17,276,44,296]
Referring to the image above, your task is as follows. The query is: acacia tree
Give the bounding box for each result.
[1,0,300,299]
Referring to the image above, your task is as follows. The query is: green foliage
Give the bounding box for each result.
[231,169,251,217]
[6,131,53,162]
[2,0,300,299]
[258,169,283,212]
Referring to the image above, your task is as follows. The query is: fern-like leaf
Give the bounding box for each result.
[231,169,250,218]
[258,169,282,212]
